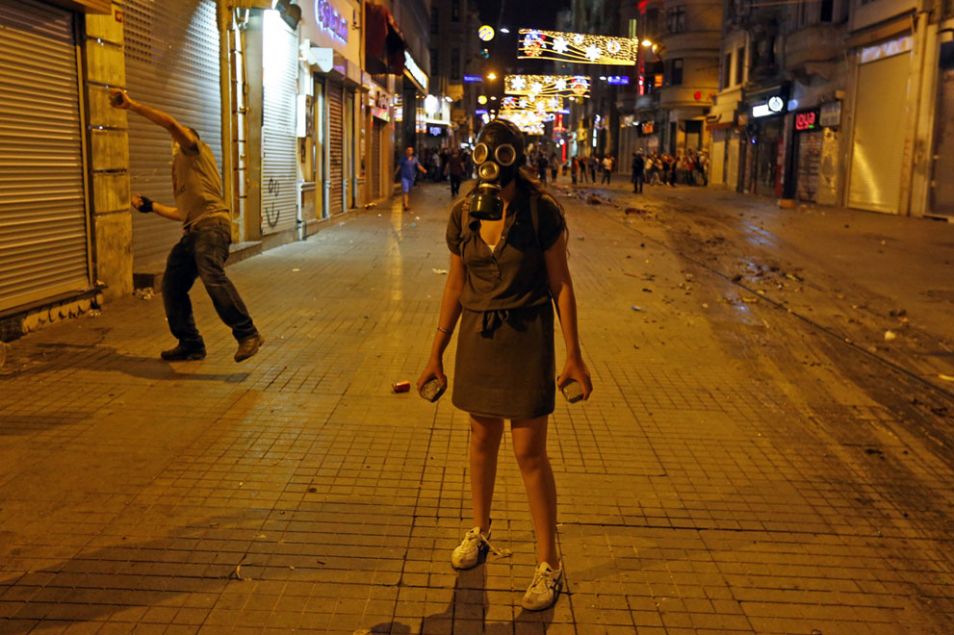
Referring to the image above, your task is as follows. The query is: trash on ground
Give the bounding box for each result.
[939,374,954,383]
[392,380,411,393]
[883,330,898,342]
[292,268,300,272]
[134,288,154,301]
[741,296,759,304]
[631,305,644,312]
[432,268,448,275]
[586,195,602,205]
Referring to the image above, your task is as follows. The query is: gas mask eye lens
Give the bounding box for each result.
[473,143,490,165]
[494,144,517,167]
[478,161,500,181]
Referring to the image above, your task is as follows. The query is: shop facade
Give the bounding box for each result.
[0,0,111,321]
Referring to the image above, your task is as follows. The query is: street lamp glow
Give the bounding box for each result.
[641,39,653,47]
[478,25,495,42]
[500,27,511,34]
[477,95,488,105]
[486,71,498,81]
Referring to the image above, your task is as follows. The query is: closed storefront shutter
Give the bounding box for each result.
[371,119,383,200]
[328,78,345,215]
[795,130,823,202]
[0,0,90,313]
[261,11,298,236]
[124,0,222,271]
[848,53,908,213]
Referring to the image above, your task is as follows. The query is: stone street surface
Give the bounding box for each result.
[1,181,953,635]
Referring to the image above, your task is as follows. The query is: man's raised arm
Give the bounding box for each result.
[109,89,198,153]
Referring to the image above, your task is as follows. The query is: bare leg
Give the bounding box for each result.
[511,416,559,565]
[469,415,504,531]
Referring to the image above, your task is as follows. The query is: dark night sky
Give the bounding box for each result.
[475,0,572,31]
[473,0,574,76]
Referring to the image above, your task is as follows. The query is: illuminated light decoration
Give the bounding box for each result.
[478,25,495,42]
[502,94,565,113]
[794,109,819,131]
[504,74,590,98]
[477,95,488,105]
[518,29,638,66]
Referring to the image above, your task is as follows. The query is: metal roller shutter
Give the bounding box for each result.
[328,78,344,215]
[0,0,90,313]
[848,53,908,213]
[371,119,383,200]
[261,11,298,236]
[124,0,222,271]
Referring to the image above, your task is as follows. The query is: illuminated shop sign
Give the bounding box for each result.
[752,95,785,118]
[641,121,654,135]
[605,75,630,85]
[463,74,483,83]
[794,108,819,132]
[314,0,349,43]
[404,50,429,93]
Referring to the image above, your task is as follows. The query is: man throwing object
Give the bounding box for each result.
[111,89,263,363]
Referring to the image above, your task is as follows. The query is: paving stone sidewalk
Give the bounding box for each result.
[1,183,952,634]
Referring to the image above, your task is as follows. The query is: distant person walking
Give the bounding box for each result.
[446,149,465,198]
[631,151,645,193]
[396,146,428,211]
[588,156,598,183]
[601,155,614,184]
[110,89,263,363]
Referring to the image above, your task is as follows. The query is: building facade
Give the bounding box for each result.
[0,0,428,340]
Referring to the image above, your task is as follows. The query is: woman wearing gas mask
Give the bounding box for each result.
[418,120,593,611]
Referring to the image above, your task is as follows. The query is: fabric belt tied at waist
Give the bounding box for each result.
[479,309,511,334]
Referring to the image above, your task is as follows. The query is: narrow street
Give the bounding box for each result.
[1,183,953,634]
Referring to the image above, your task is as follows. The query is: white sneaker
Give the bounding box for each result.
[521,561,563,611]
[450,526,510,569]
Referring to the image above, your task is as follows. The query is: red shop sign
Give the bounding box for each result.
[794,109,820,132]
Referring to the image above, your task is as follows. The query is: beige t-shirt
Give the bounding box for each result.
[172,140,231,228]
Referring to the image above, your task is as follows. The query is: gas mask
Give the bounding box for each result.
[469,120,525,220]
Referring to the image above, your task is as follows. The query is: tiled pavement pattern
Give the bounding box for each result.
[1,183,953,634]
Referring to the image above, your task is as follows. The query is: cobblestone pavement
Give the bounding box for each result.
[1,182,953,634]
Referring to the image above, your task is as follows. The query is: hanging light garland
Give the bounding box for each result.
[518,29,638,66]
[504,74,591,98]
[501,95,566,113]
[496,109,549,135]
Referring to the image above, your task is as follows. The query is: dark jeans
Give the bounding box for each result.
[450,174,462,197]
[632,173,644,193]
[601,169,611,184]
[162,223,257,348]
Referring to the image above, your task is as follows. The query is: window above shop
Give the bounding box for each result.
[666,6,687,34]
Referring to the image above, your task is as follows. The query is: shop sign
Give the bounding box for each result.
[752,95,785,118]
[794,108,820,132]
[641,121,655,135]
[428,126,446,137]
[404,50,429,93]
[463,74,483,84]
[860,35,912,64]
[819,101,842,128]
[314,0,349,43]
[606,75,630,85]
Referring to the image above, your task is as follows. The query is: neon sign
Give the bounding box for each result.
[795,109,819,131]
[315,0,349,43]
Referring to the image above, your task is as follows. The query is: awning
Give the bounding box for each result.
[365,3,405,75]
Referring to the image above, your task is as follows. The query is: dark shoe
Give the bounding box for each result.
[160,344,206,361]
[234,334,264,363]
